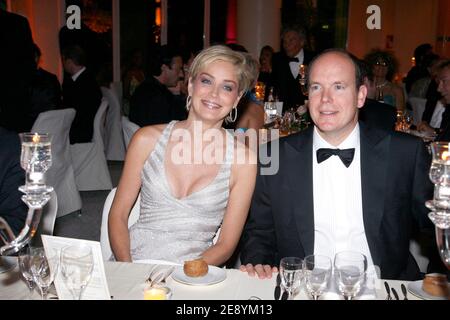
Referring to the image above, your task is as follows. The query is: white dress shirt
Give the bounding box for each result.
[312,124,374,267]
[289,49,304,79]
[72,66,86,82]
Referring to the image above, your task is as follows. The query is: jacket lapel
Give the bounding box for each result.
[359,123,390,267]
[285,128,315,256]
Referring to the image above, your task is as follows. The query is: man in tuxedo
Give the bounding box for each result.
[270,25,315,112]
[61,45,102,144]
[0,127,28,237]
[240,49,439,281]
[0,7,35,133]
[129,45,187,127]
[434,60,450,141]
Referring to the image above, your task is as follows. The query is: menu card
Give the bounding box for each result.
[42,235,111,300]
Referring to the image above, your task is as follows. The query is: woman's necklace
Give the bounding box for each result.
[375,80,388,89]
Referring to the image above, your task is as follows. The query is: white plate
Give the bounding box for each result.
[171,265,226,286]
[407,280,448,300]
[0,256,17,274]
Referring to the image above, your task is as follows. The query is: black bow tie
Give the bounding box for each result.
[287,57,299,62]
[316,148,355,168]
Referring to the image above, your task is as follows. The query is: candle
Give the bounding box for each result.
[143,286,171,300]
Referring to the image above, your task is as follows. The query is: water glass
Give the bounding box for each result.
[303,255,332,300]
[279,257,303,300]
[29,247,59,300]
[60,245,94,300]
[18,247,35,299]
[334,251,367,300]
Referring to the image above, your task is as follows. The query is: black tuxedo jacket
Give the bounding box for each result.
[62,69,102,144]
[359,99,397,132]
[241,123,437,280]
[0,127,28,236]
[270,50,315,111]
[129,77,187,127]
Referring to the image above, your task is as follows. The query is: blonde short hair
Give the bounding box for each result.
[189,45,257,94]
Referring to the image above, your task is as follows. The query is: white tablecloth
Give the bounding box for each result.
[0,260,420,300]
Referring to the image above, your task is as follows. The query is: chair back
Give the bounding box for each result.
[70,99,112,191]
[121,116,140,149]
[100,188,140,260]
[101,86,125,161]
[30,191,58,247]
[31,109,82,217]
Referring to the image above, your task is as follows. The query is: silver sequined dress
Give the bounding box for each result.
[129,121,233,263]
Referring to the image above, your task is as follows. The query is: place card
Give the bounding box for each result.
[42,235,111,300]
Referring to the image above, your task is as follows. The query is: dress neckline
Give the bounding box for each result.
[160,121,232,201]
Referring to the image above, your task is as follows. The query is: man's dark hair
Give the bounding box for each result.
[414,43,433,64]
[307,48,365,89]
[281,24,306,40]
[62,45,87,66]
[149,45,182,76]
[437,59,450,73]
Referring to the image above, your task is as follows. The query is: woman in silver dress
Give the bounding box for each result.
[109,45,258,265]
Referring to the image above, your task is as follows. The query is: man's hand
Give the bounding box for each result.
[417,121,435,134]
[239,263,278,279]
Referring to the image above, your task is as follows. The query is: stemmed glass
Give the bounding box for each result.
[303,254,332,300]
[29,247,59,300]
[18,247,35,299]
[60,245,94,300]
[334,251,367,300]
[279,257,303,300]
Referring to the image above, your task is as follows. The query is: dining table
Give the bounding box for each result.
[0,259,427,301]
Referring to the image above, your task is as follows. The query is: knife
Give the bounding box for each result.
[274,273,281,300]
[384,281,392,300]
[401,284,408,300]
[391,288,400,300]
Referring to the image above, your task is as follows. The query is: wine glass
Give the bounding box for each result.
[303,254,332,300]
[60,245,94,300]
[334,251,367,300]
[279,257,303,300]
[18,247,35,299]
[29,247,59,300]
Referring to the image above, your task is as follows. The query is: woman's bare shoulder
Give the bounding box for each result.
[128,124,167,156]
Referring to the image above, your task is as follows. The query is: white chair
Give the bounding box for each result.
[71,98,113,191]
[100,187,140,260]
[31,109,82,217]
[121,116,140,149]
[110,81,123,107]
[408,97,427,126]
[101,86,126,161]
[30,191,58,247]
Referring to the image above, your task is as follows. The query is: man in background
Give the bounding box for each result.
[129,45,187,127]
[61,45,102,144]
[0,3,35,133]
[0,127,28,237]
[270,25,315,111]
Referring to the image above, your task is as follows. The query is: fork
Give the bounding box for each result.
[384,281,392,300]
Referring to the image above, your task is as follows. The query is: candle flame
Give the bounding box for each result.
[442,151,450,161]
[32,133,40,143]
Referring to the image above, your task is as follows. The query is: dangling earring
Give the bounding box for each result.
[185,95,192,111]
[226,107,238,123]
